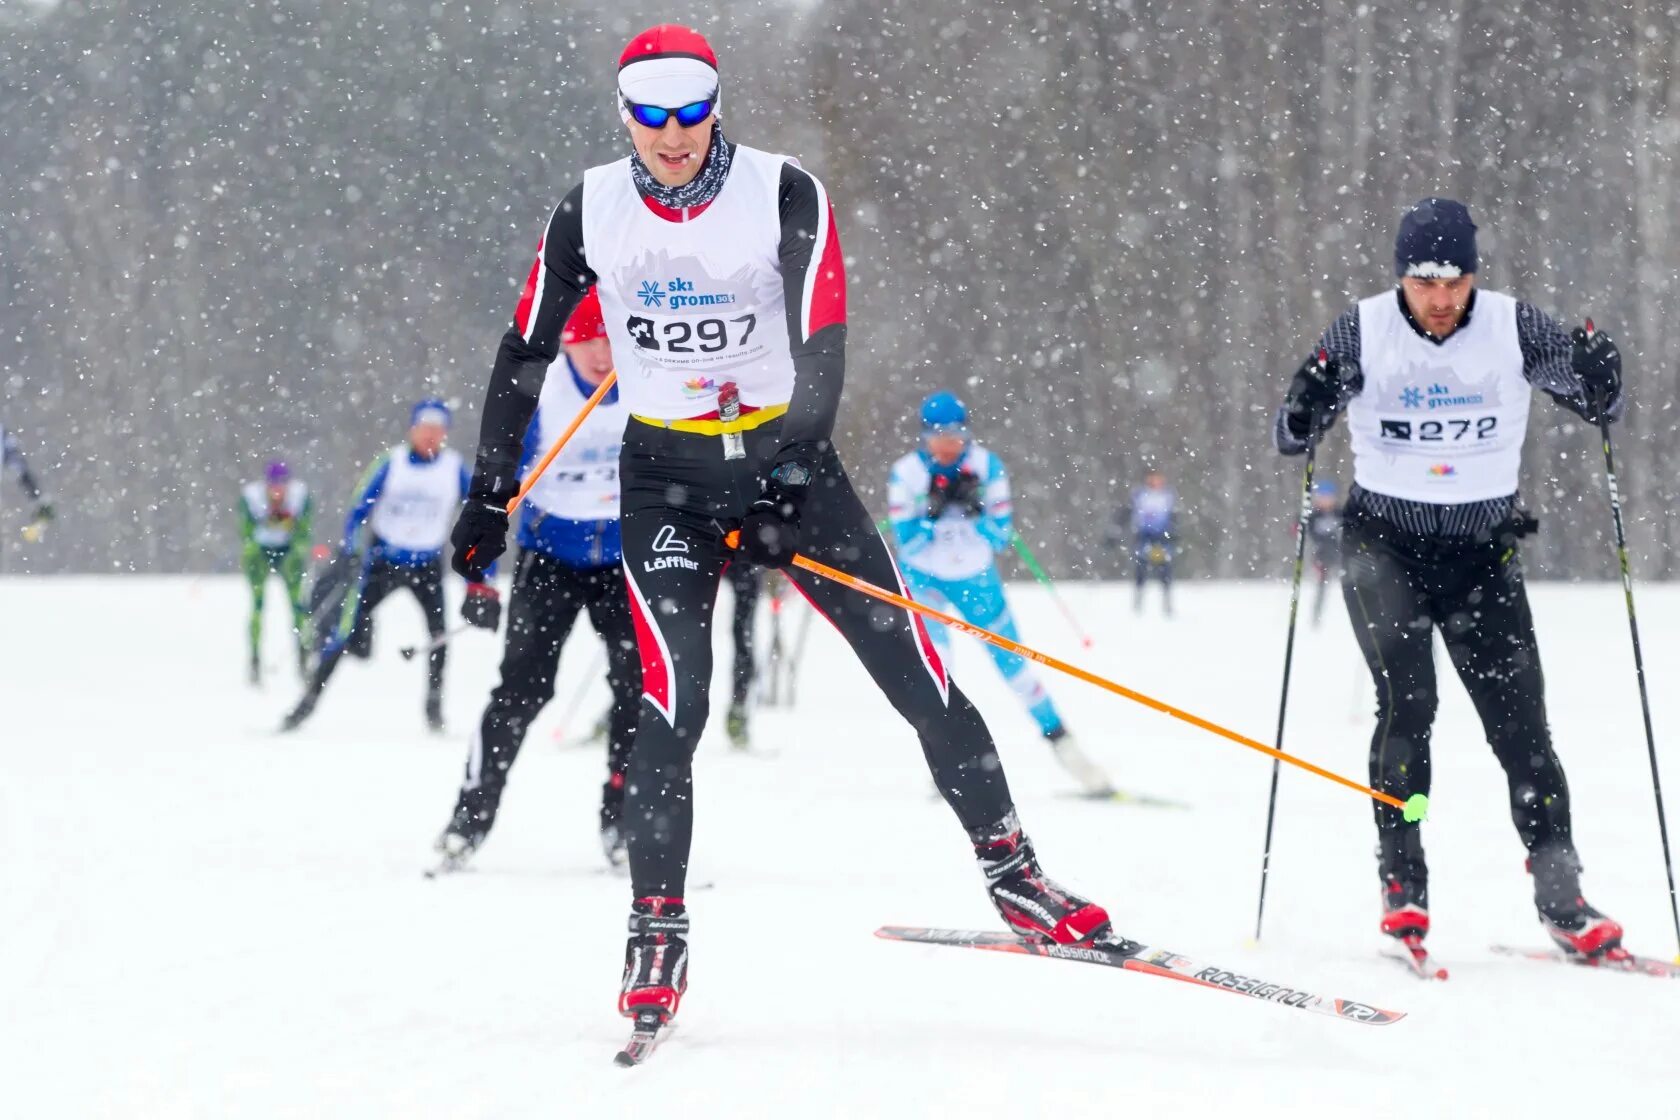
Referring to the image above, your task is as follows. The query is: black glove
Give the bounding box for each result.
[1283,350,1347,441]
[739,450,816,569]
[1571,323,1622,424]
[928,469,984,520]
[461,581,502,630]
[450,499,508,581]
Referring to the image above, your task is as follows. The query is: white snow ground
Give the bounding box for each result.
[4,574,1679,1118]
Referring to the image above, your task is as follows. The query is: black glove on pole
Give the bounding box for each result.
[451,501,509,581]
[1582,318,1680,958]
[740,448,817,569]
[461,581,502,631]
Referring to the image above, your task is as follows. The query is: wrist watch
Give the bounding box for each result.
[769,461,813,489]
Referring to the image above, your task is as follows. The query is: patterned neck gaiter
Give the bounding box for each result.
[629,123,734,212]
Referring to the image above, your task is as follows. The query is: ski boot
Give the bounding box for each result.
[976,824,1111,945]
[279,692,317,732]
[432,824,484,875]
[725,702,750,751]
[425,691,444,733]
[620,897,689,1022]
[1045,727,1115,797]
[1379,878,1430,941]
[248,654,262,687]
[1530,851,1623,958]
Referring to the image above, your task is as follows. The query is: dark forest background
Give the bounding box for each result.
[4,0,1678,579]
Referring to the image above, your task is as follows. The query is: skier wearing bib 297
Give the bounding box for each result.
[1275,197,1626,959]
[434,289,643,872]
[282,400,476,733]
[446,25,1114,1035]
[888,392,1114,796]
[238,460,313,683]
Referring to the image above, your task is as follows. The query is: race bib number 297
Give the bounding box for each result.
[627,314,757,355]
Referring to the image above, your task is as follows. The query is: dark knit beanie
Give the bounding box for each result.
[1394,197,1478,278]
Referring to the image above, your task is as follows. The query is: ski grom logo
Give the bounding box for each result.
[1399,382,1486,410]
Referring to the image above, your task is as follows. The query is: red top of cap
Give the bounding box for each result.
[619,24,717,70]
[562,288,606,345]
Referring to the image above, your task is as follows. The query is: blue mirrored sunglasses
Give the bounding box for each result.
[624,97,715,129]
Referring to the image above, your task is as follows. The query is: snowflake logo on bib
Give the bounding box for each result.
[637,280,665,308]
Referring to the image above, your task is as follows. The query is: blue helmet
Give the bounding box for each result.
[410,398,452,428]
[920,391,968,433]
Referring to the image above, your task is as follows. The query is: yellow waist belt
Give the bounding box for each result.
[632,402,788,436]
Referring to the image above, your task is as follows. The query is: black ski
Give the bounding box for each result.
[878,926,1405,1025]
[614,1009,672,1066]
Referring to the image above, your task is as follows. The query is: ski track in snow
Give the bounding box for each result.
[4,576,1678,1118]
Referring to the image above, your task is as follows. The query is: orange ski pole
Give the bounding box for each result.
[505,369,618,515]
[724,530,1417,816]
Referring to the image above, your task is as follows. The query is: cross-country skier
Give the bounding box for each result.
[887,391,1113,795]
[434,289,642,871]
[2,423,54,543]
[1275,197,1625,958]
[282,400,474,733]
[1122,469,1176,615]
[447,24,1114,1035]
[1305,479,1342,628]
[239,460,313,683]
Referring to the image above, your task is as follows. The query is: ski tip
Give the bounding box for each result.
[612,1050,638,1068]
[1334,1000,1408,1025]
[1433,966,1450,981]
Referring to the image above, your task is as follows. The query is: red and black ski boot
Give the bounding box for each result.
[1530,852,1623,958]
[619,897,689,1021]
[976,827,1111,945]
[1379,879,1430,941]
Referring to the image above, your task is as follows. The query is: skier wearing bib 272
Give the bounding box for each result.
[434,289,643,872]
[1276,198,1625,958]
[239,460,313,683]
[282,400,476,733]
[447,25,1114,1031]
[888,392,1114,796]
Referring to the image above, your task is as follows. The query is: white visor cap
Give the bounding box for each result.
[617,56,720,122]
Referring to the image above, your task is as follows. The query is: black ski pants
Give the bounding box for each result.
[453,549,641,836]
[1340,510,1578,895]
[619,419,1014,898]
[314,553,447,700]
[726,560,761,709]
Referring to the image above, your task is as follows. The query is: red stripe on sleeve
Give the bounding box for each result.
[512,236,545,336]
[806,202,846,337]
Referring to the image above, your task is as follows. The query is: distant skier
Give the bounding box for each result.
[1276,197,1625,958]
[1304,480,1342,627]
[888,391,1114,795]
[434,289,642,871]
[2,423,54,543]
[239,460,313,683]
[1115,469,1175,615]
[282,400,473,732]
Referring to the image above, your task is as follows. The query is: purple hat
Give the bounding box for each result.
[265,460,291,484]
